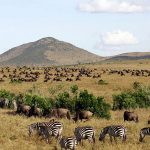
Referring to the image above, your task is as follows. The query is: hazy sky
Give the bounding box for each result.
[0,0,150,56]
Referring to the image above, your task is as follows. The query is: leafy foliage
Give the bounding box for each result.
[113,84,150,110]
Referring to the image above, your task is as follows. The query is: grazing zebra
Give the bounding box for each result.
[28,120,63,143]
[139,127,150,142]
[28,119,56,136]
[99,125,126,143]
[74,126,95,145]
[59,136,77,150]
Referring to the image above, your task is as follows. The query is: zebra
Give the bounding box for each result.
[59,136,77,150]
[99,125,127,143]
[28,119,55,136]
[139,127,150,142]
[74,126,95,145]
[28,120,63,143]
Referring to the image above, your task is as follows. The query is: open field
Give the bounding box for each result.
[0,60,150,150]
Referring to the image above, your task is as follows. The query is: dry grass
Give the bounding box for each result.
[0,108,150,150]
[0,60,150,150]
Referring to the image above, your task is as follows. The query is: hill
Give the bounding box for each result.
[0,37,102,66]
[107,52,150,61]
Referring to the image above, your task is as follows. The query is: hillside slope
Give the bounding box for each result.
[0,37,102,66]
[108,52,150,61]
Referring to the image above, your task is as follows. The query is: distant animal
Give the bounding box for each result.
[16,102,31,116]
[29,121,63,143]
[74,126,95,145]
[99,125,126,143]
[124,111,138,123]
[148,116,150,124]
[73,110,93,122]
[0,98,9,108]
[59,136,77,150]
[139,127,150,142]
[51,108,71,120]
[12,99,17,111]
[29,105,42,117]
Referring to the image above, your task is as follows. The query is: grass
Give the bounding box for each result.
[0,60,150,149]
[0,109,150,150]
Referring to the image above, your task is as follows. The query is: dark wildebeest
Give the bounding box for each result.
[148,116,150,124]
[29,105,42,117]
[16,102,31,116]
[0,98,9,108]
[124,111,138,123]
[73,110,93,122]
[50,108,71,120]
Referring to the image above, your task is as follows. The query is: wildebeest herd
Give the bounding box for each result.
[0,66,150,83]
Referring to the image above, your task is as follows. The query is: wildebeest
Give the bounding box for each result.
[50,108,71,120]
[73,110,93,122]
[0,98,9,108]
[16,102,31,116]
[148,116,150,124]
[124,111,139,123]
[29,105,42,117]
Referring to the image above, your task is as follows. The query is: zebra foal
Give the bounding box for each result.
[59,136,77,150]
[99,125,126,143]
[139,127,150,142]
[74,126,95,145]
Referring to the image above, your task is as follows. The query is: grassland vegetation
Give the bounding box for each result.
[0,61,150,150]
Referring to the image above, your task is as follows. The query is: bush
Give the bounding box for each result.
[24,94,53,112]
[113,92,137,110]
[75,90,111,119]
[98,79,108,85]
[53,88,111,119]
[55,92,76,112]
[113,85,150,110]
[0,89,15,108]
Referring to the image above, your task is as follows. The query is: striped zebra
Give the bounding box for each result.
[99,125,127,143]
[28,119,55,136]
[59,136,77,150]
[139,127,150,142]
[28,120,63,143]
[74,126,95,145]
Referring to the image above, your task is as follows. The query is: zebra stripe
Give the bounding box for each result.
[28,120,63,143]
[139,127,150,142]
[99,125,126,142]
[59,136,77,150]
[74,126,95,145]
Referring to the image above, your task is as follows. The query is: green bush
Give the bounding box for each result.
[24,94,53,111]
[113,85,150,110]
[53,88,111,119]
[0,89,15,108]
[98,79,108,85]
[113,92,137,110]
[55,92,76,112]
[75,90,111,119]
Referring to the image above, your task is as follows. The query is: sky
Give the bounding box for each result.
[0,0,150,56]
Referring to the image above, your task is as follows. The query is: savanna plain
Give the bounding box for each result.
[0,60,150,150]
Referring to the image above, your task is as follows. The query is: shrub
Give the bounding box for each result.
[24,94,53,112]
[113,85,150,110]
[75,90,111,119]
[55,92,75,112]
[0,89,15,108]
[133,81,141,90]
[113,92,137,110]
[98,79,108,85]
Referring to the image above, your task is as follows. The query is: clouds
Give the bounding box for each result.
[102,30,138,45]
[78,0,149,13]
